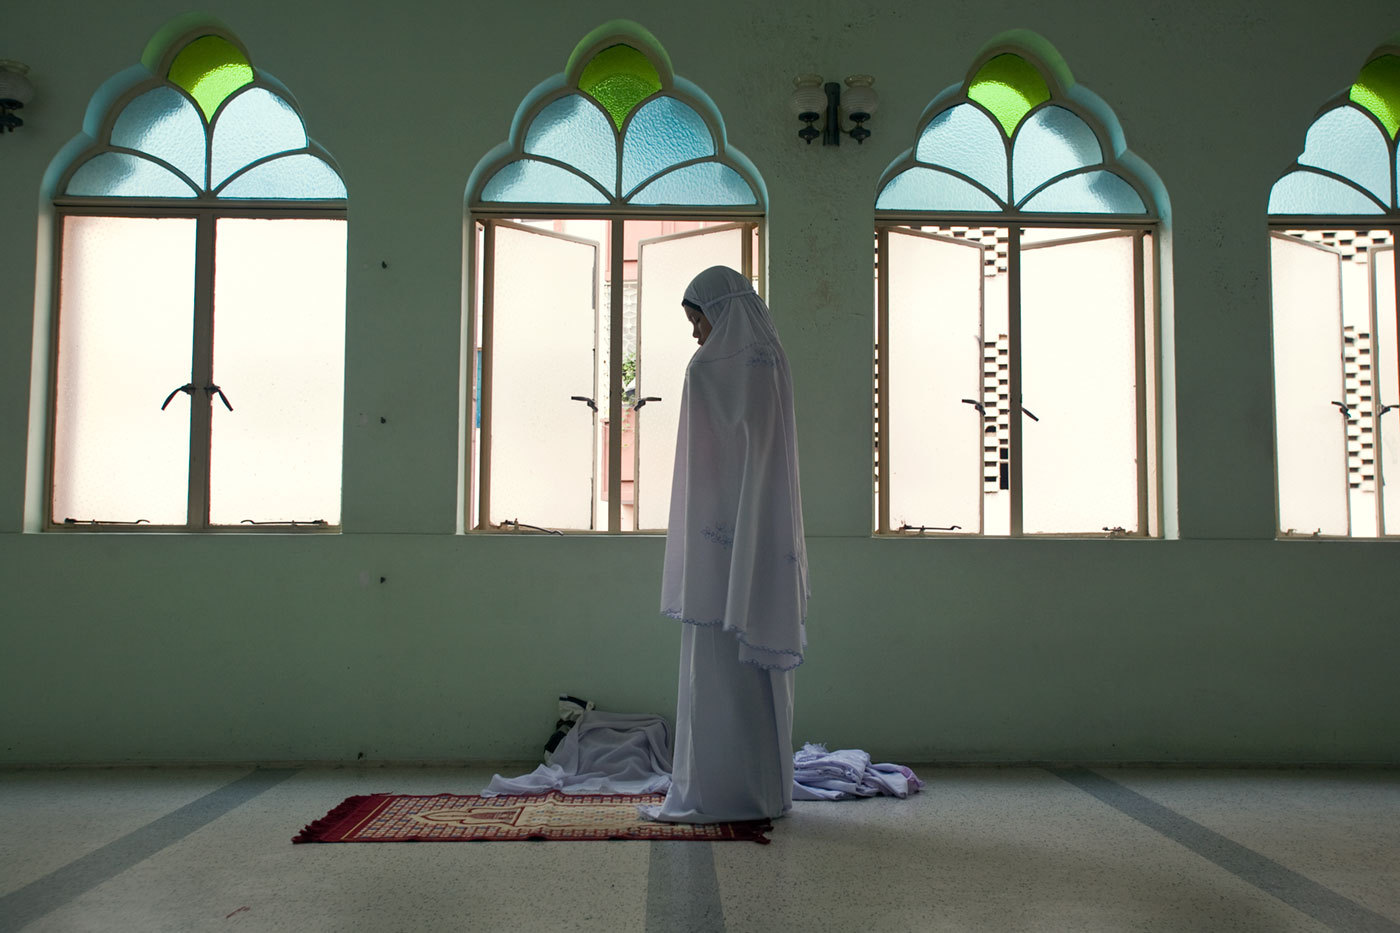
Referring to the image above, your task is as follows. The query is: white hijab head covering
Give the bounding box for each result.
[660,266,810,670]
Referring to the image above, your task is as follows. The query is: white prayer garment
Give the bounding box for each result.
[480,710,673,797]
[648,265,810,824]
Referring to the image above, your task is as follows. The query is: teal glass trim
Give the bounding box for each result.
[1296,105,1392,205]
[210,88,308,189]
[629,162,754,205]
[67,151,198,197]
[525,94,617,191]
[218,153,346,199]
[876,166,1002,212]
[622,96,714,194]
[481,159,609,204]
[915,104,1007,201]
[110,87,206,187]
[1019,170,1145,213]
[1012,105,1101,204]
[1268,169,1385,215]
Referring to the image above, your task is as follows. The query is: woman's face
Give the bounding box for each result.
[685,304,713,346]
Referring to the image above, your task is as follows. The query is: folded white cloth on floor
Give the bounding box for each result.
[481,710,674,797]
[791,743,924,801]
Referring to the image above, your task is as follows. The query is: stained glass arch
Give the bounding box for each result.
[875,32,1161,220]
[1268,45,1400,218]
[47,17,346,204]
[467,20,765,213]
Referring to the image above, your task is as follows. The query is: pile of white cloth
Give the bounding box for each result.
[481,710,673,797]
[791,743,924,800]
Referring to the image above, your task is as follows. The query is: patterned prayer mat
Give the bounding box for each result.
[292,791,772,844]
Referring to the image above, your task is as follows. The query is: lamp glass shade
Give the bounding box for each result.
[790,74,825,117]
[842,75,877,118]
[0,62,34,105]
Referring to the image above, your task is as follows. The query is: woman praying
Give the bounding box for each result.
[646,265,810,824]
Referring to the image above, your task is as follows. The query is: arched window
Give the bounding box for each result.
[1267,45,1399,538]
[42,16,348,531]
[873,33,1165,537]
[465,20,765,533]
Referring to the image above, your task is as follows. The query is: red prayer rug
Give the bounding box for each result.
[292,791,772,844]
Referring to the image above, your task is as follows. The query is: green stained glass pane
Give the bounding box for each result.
[968,54,1051,138]
[167,36,254,122]
[579,44,662,130]
[1350,54,1400,140]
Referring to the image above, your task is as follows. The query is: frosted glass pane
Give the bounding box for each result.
[622,96,715,195]
[66,152,197,198]
[1268,170,1384,215]
[1373,248,1399,534]
[629,162,755,206]
[1270,235,1349,535]
[1021,234,1138,533]
[210,88,308,188]
[111,87,206,187]
[1012,105,1101,203]
[968,54,1051,138]
[52,216,195,524]
[219,154,347,199]
[579,44,662,130]
[481,159,608,204]
[635,226,745,530]
[168,35,254,122]
[490,225,599,529]
[1296,106,1392,204]
[887,231,985,532]
[914,104,1008,201]
[1019,170,1146,213]
[525,95,617,191]
[1350,54,1400,140]
[208,219,346,525]
[876,167,1001,212]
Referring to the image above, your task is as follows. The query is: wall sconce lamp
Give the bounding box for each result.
[791,74,878,145]
[0,61,35,133]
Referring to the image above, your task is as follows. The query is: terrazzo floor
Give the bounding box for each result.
[1,765,1397,932]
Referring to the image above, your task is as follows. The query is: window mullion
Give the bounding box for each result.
[187,211,216,530]
[478,221,497,530]
[876,227,891,535]
[608,219,624,533]
[1134,230,1148,536]
[1007,225,1024,536]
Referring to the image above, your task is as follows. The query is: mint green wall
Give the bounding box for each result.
[2,0,1396,764]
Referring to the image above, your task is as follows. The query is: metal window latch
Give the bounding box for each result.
[160,383,195,410]
[498,518,563,535]
[1331,400,1354,420]
[960,398,985,415]
[632,396,661,411]
[899,523,962,532]
[1021,406,1039,422]
[205,385,234,411]
[570,396,598,412]
[1379,404,1397,417]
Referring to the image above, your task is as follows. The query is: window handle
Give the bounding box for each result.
[205,384,234,411]
[570,395,598,412]
[1331,400,1354,420]
[1379,404,1397,417]
[1021,405,1039,422]
[960,398,985,415]
[160,383,195,410]
[632,396,661,412]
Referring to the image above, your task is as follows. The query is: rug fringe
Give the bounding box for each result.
[292,793,387,844]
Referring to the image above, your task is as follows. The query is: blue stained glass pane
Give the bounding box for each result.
[66,152,197,197]
[1012,105,1102,203]
[219,154,346,199]
[481,159,609,204]
[622,96,714,195]
[111,87,206,187]
[914,103,1007,201]
[1297,105,1392,204]
[1268,169,1385,215]
[1019,170,1146,213]
[210,88,308,188]
[524,95,617,190]
[875,167,1002,212]
[629,162,754,206]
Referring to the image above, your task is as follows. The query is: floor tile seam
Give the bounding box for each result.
[645,840,726,933]
[1048,766,1400,933]
[0,768,297,933]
